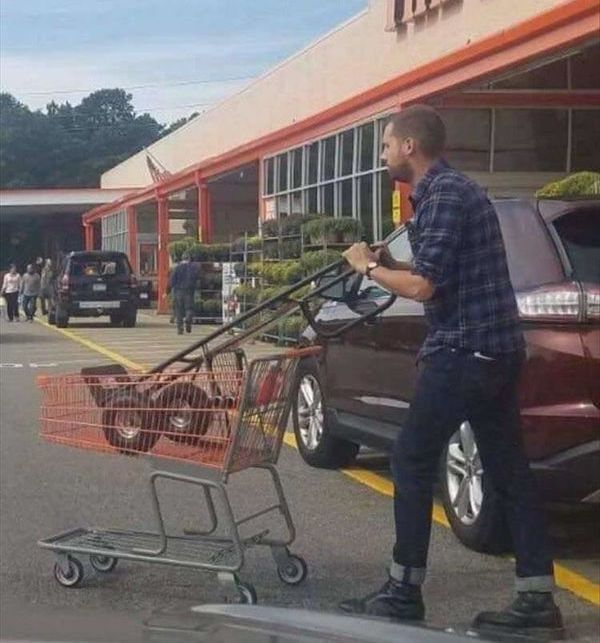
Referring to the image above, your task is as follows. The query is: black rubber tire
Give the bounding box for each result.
[53,556,84,588]
[102,390,160,454]
[236,582,257,604]
[440,436,512,554]
[56,306,69,328]
[47,311,56,325]
[109,314,122,326]
[291,358,359,469]
[277,554,308,586]
[122,311,137,328]
[155,382,211,445]
[89,554,118,573]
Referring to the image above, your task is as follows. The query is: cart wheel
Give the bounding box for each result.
[155,383,211,445]
[102,390,160,454]
[53,556,84,588]
[89,554,118,573]
[277,555,308,586]
[236,582,257,604]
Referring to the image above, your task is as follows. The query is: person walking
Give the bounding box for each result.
[40,258,55,316]
[340,105,562,637]
[1,264,22,322]
[167,252,199,335]
[21,264,41,322]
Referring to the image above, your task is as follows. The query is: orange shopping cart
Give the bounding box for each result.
[37,260,395,603]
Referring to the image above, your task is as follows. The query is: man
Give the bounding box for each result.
[167,252,198,335]
[40,258,54,316]
[21,264,41,322]
[1,264,22,321]
[340,105,561,636]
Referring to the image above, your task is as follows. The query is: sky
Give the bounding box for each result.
[0,0,367,126]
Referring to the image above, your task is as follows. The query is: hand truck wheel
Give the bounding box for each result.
[236,581,257,604]
[89,554,118,573]
[53,555,84,588]
[277,554,308,586]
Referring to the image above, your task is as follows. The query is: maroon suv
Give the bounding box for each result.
[292,198,599,553]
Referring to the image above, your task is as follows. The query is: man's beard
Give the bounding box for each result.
[387,159,413,184]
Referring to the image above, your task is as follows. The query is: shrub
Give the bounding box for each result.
[168,237,197,262]
[300,250,343,276]
[261,219,280,238]
[536,171,600,198]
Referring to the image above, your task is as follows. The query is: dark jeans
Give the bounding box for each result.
[22,294,38,320]
[391,347,554,591]
[173,290,194,331]
[3,292,19,320]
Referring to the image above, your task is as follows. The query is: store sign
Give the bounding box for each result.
[386,0,457,29]
[392,190,402,226]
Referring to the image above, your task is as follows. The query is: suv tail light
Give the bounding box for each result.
[60,274,69,291]
[516,283,581,322]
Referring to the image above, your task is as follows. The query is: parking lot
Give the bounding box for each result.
[0,313,598,640]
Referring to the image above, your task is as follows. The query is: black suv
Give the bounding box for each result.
[50,251,139,328]
[291,198,599,554]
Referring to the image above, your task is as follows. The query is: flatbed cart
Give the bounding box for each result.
[37,260,396,603]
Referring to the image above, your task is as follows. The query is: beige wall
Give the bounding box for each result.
[101,0,564,189]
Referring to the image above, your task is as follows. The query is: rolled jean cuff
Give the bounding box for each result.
[515,575,555,593]
[390,562,426,586]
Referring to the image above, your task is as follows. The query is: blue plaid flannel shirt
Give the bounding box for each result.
[408,159,525,360]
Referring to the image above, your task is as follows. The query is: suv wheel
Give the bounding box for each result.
[440,421,511,554]
[291,359,358,469]
[109,314,122,326]
[56,306,69,328]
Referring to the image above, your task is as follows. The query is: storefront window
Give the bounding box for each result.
[137,209,157,234]
[377,118,389,168]
[321,136,336,181]
[139,243,157,276]
[359,122,374,171]
[322,183,334,216]
[265,157,275,195]
[277,194,289,219]
[307,142,319,185]
[340,179,353,217]
[306,187,318,214]
[291,148,303,189]
[441,108,491,171]
[277,153,288,192]
[570,44,600,89]
[572,110,600,171]
[494,109,568,172]
[291,191,303,216]
[340,129,354,176]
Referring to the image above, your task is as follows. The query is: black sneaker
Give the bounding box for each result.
[339,576,425,621]
[185,325,192,334]
[472,592,565,638]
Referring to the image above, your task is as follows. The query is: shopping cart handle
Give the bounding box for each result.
[299,291,396,340]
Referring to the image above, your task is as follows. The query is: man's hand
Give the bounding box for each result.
[371,243,396,269]
[342,242,377,275]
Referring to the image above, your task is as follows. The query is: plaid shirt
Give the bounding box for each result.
[409,159,525,359]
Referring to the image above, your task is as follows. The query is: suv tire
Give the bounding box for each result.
[440,422,511,554]
[56,306,69,328]
[291,359,359,469]
[109,314,122,326]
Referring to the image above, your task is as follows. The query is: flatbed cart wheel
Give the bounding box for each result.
[236,582,257,604]
[53,556,84,588]
[102,390,160,454]
[89,554,118,573]
[277,555,308,586]
[155,382,211,445]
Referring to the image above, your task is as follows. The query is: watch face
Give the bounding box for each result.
[368,261,378,270]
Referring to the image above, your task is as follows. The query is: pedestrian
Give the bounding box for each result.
[21,264,42,322]
[340,105,562,637]
[35,256,44,275]
[1,264,22,322]
[40,258,55,316]
[167,252,198,335]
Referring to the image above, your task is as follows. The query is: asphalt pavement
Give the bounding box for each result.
[0,313,598,642]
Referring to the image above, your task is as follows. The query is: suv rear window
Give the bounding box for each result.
[550,208,600,284]
[69,256,130,278]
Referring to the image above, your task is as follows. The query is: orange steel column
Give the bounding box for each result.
[126,206,138,271]
[157,197,169,314]
[198,183,212,244]
[84,224,94,250]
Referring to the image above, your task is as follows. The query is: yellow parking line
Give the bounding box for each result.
[35,318,146,372]
[34,320,600,606]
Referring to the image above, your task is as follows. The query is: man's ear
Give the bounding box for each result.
[403,137,415,156]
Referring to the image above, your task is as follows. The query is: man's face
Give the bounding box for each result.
[380,122,414,183]
[27,265,34,274]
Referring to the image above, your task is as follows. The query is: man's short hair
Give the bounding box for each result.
[390,105,446,159]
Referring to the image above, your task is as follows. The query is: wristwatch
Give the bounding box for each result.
[365,261,379,278]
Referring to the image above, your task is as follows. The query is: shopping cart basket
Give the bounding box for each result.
[37,258,396,602]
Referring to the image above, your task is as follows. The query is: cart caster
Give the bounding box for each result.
[277,554,308,586]
[89,554,118,573]
[53,556,84,588]
[236,582,257,605]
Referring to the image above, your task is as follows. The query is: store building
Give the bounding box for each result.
[81,0,600,311]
